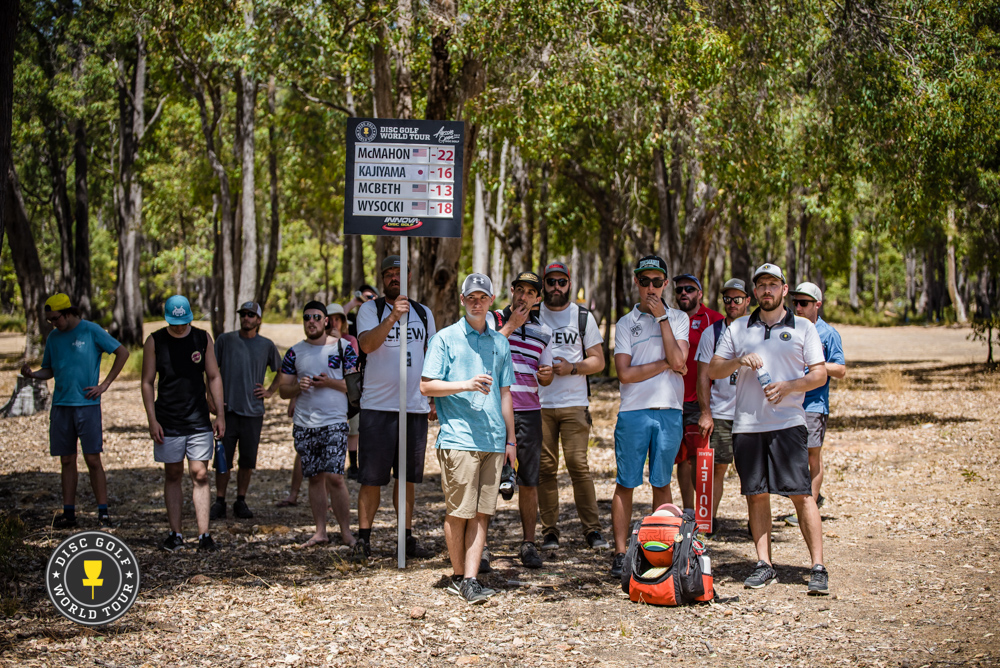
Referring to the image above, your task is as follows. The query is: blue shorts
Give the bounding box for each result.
[50,405,104,456]
[614,408,683,489]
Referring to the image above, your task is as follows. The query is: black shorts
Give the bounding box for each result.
[732,425,811,497]
[514,410,542,487]
[358,410,428,486]
[220,411,264,470]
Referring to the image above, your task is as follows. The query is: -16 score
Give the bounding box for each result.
[428,166,454,182]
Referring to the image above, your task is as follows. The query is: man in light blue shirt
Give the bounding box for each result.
[421,273,516,604]
[21,293,129,528]
[789,282,847,523]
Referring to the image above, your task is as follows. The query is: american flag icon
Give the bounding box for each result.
[411,183,427,193]
[411,148,428,157]
[411,201,427,210]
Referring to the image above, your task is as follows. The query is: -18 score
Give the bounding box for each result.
[426,201,454,217]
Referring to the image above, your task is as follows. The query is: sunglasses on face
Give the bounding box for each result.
[722,296,747,305]
[675,285,698,295]
[546,278,568,287]
[239,312,258,318]
[303,313,325,322]
[637,277,665,288]
[46,313,65,324]
[793,299,816,308]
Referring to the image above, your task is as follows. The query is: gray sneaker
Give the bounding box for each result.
[540,533,559,550]
[782,514,799,527]
[808,564,829,595]
[744,560,778,589]
[459,578,490,605]
[519,542,543,569]
[586,531,609,549]
[444,575,463,597]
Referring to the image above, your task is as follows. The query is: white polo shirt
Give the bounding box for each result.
[694,320,740,420]
[614,304,689,412]
[714,307,824,433]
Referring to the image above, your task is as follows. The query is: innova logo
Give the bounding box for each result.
[46,531,141,626]
[382,217,423,231]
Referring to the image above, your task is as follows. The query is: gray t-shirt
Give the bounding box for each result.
[214,331,281,417]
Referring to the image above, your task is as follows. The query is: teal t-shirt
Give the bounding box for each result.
[41,320,122,406]
[422,318,514,453]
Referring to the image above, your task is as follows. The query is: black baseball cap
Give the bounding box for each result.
[512,271,543,293]
[543,262,571,278]
[634,255,668,275]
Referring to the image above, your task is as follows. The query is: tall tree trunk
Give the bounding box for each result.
[653,146,681,273]
[372,21,394,119]
[73,120,92,317]
[5,165,47,359]
[905,249,916,320]
[393,0,414,119]
[729,207,752,285]
[678,154,718,282]
[492,138,508,280]
[797,208,810,285]
[113,33,162,347]
[47,131,75,294]
[918,249,929,316]
[472,170,488,274]
[945,206,968,323]
[537,163,550,270]
[237,65,258,311]
[873,239,880,311]
[0,0,15,273]
[849,217,859,310]
[785,194,798,289]
[705,222,727,312]
[259,76,280,307]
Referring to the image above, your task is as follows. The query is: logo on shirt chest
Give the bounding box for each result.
[191,351,203,363]
[630,323,643,337]
[72,340,86,351]
[779,332,792,342]
[691,320,701,330]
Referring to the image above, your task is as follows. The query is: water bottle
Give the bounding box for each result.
[470,370,493,410]
[756,367,772,389]
[214,439,228,474]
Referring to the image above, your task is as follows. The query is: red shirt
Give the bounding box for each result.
[683,303,724,403]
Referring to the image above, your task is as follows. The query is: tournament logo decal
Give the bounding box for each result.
[46,531,141,626]
[355,121,378,142]
[191,350,203,363]
[779,332,792,341]
[382,217,423,232]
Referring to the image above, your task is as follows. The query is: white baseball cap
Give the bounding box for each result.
[752,263,786,284]
[790,282,823,302]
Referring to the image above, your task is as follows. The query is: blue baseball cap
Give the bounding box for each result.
[164,295,193,325]
[672,274,703,290]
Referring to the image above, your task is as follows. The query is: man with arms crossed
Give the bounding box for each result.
[536,262,608,551]
[354,255,436,562]
[21,293,129,528]
[783,282,846,526]
[709,264,830,595]
[694,278,750,531]
[141,295,225,552]
[210,301,280,521]
[421,274,516,604]
[610,255,689,578]
[278,301,357,549]
[485,271,554,569]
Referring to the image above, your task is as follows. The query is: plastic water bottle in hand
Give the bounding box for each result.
[756,367,772,389]
[470,370,492,410]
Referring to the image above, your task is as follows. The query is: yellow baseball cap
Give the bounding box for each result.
[44,293,72,312]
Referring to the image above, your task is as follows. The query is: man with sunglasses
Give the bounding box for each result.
[21,293,129,529]
[708,264,830,595]
[782,282,846,527]
[277,301,357,549]
[210,302,281,522]
[694,279,751,531]
[609,255,690,578]
[536,262,608,552]
[354,255,437,563]
[343,284,378,339]
[671,273,723,513]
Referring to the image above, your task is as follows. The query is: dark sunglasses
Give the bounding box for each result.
[303,313,325,322]
[675,285,699,295]
[637,276,665,288]
[546,278,568,287]
[239,311,259,318]
[722,296,746,305]
[792,299,816,308]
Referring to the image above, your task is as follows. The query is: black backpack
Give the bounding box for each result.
[349,297,429,410]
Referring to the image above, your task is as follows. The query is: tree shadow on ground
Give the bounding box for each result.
[828,413,976,431]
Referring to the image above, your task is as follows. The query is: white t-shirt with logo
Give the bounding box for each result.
[356,299,437,413]
[695,321,739,420]
[714,308,825,433]
[614,305,690,412]
[537,303,603,409]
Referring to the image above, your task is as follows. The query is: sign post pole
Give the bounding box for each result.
[398,236,408,569]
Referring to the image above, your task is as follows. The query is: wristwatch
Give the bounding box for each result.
[571,363,578,375]
[655,314,669,323]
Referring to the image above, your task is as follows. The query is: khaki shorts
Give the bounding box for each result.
[437,448,503,519]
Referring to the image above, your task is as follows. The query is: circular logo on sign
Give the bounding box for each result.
[191,351,203,363]
[355,121,378,142]
[780,332,792,341]
[46,531,141,626]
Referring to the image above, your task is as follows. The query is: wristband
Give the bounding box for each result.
[655,314,669,323]
[506,441,517,448]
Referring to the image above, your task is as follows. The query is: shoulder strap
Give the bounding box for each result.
[713,318,725,353]
[409,299,429,334]
[375,297,387,322]
[576,305,591,397]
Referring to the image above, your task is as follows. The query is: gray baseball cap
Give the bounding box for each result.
[462,273,494,297]
[752,263,786,284]
[381,255,401,274]
[790,281,823,302]
[721,278,748,296]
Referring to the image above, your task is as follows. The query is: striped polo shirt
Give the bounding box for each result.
[487,308,553,412]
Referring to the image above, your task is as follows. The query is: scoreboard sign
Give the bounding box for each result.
[344,118,465,237]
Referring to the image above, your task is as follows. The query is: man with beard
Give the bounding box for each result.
[353,255,437,563]
[694,279,751,531]
[483,271,554,569]
[709,264,830,595]
[609,256,689,579]
[278,301,357,548]
[536,262,609,551]
[210,302,281,521]
[671,273,723,513]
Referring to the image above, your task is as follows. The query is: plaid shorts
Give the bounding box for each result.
[292,423,348,477]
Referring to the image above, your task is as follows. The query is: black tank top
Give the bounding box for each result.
[152,327,212,436]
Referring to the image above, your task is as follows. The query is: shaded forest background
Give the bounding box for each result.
[2,0,999,363]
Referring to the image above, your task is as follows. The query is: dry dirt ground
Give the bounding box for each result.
[0,326,998,667]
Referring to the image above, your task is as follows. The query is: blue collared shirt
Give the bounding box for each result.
[803,317,845,414]
[422,317,514,453]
